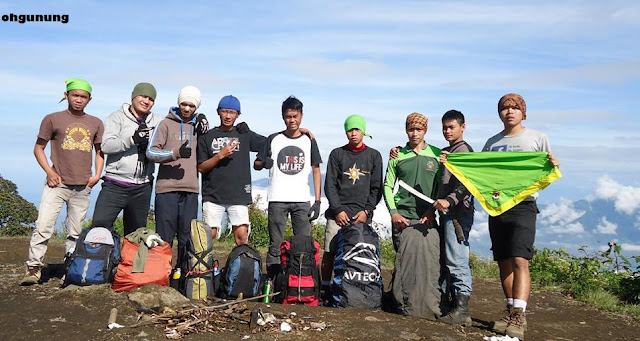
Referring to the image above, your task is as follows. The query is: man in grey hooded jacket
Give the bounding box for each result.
[92,83,163,235]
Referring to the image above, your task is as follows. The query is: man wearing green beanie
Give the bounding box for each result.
[91,82,164,236]
[321,114,383,303]
[22,78,104,285]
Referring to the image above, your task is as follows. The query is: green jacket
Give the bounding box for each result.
[384,143,441,219]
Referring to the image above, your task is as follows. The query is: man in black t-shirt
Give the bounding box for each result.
[197,95,266,245]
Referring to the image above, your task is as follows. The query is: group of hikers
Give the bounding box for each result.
[19,78,559,340]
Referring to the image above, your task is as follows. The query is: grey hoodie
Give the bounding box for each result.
[101,103,164,184]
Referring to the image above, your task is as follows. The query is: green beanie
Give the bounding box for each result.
[65,78,92,94]
[344,114,372,138]
[131,82,157,101]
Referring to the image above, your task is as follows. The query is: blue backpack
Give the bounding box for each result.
[64,227,121,286]
[214,244,263,299]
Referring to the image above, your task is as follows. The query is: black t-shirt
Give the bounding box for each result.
[197,127,266,205]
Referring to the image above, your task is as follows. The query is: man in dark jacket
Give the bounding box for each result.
[322,114,383,294]
[434,110,474,326]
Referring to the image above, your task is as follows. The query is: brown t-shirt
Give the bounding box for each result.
[37,110,104,185]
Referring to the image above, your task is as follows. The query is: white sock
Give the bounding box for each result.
[513,299,527,312]
[506,297,514,308]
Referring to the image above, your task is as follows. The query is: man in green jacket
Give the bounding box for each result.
[383,112,443,319]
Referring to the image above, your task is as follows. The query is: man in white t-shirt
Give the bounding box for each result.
[254,96,322,278]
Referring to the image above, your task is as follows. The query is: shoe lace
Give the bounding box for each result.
[499,309,512,324]
[508,310,524,328]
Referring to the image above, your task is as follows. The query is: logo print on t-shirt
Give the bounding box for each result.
[344,163,366,185]
[491,145,508,152]
[277,146,305,175]
[62,123,92,152]
[211,137,240,153]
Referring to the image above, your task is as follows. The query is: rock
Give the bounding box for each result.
[398,331,421,340]
[128,292,159,309]
[128,284,189,310]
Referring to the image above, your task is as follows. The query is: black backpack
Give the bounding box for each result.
[331,223,382,308]
[214,244,263,299]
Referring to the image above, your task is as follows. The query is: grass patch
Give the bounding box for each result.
[470,253,499,279]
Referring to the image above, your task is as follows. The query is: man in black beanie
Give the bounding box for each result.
[92,82,164,235]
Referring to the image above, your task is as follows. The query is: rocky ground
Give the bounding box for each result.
[0,237,638,341]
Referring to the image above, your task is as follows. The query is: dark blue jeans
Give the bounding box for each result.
[155,191,198,267]
[92,180,152,235]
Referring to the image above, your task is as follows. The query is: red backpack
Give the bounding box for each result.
[275,235,321,306]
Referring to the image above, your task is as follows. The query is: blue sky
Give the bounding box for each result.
[1,1,639,256]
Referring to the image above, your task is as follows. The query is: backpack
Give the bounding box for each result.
[180,219,215,299]
[331,223,383,309]
[275,235,321,306]
[63,227,121,286]
[214,244,262,299]
[113,229,173,292]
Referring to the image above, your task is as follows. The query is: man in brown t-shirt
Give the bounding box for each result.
[21,78,104,286]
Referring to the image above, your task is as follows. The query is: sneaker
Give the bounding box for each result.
[505,307,527,340]
[20,266,42,286]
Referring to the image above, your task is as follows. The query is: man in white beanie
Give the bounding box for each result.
[147,86,209,276]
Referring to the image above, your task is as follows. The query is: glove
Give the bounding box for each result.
[145,234,165,248]
[308,200,321,221]
[263,157,274,169]
[194,113,209,135]
[179,140,192,158]
[132,124,150,146]
[236,122,249,134]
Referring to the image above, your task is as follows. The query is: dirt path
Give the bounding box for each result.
[0,237,637,341]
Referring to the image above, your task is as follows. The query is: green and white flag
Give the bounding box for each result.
[444,152,562,216]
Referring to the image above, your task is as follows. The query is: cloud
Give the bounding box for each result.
[620,243,640,252]
[469,210,489,240]
[539,199,586,225]
[595,217,618,235]
[595,176,640,214]
[547,222,586,234]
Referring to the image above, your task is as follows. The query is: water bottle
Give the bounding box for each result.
[262,279,273,303]
[172,268,181,280]
[213,260,220,276]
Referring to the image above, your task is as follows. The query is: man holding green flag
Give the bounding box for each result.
[21,78,104,286]
[444,93,560,340]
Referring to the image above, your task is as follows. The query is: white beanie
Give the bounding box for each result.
[177,86,202,110]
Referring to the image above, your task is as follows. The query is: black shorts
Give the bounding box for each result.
[488,201,538,261]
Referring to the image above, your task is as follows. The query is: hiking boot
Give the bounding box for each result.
[438,294,472,326]
[492,307,528,335]
[490,307,512,334]
[321,285,333,307]
[506,308,527,340]
[20,266,42,286]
